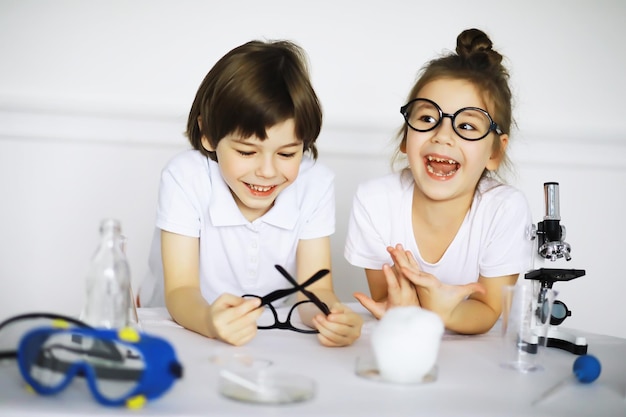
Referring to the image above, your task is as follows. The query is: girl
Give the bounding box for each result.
[140,40,362,346]
[345,28,532,334]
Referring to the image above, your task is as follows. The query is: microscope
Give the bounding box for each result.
[525,182,588,355]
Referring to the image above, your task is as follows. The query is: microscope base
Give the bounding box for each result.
[540,327,588,355]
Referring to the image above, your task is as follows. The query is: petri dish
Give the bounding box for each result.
[219,368,315,405]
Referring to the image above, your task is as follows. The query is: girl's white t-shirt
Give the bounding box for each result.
[140,150,335,307]
[344,171,533,285]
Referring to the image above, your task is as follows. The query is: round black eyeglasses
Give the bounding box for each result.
[400,98,503,141]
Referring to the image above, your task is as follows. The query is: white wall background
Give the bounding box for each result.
[1,0,625,339]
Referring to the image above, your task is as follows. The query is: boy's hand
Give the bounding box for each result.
[206,294,263,346]
[312,303,363,347]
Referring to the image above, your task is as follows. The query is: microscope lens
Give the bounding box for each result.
[553,304,565,318]
[550,301,570,325]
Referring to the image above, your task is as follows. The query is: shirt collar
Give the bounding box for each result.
[207,159,246,226]
[207,156,305,230]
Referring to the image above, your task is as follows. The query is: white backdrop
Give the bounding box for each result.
[1,0,625,338]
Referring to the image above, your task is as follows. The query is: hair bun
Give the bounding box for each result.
[456,28,502,70]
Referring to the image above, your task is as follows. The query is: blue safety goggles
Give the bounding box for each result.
[0,313,183,408]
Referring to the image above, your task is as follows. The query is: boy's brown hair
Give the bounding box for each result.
[187,40,323,161]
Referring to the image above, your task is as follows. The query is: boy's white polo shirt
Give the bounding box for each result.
[141,150,335,307]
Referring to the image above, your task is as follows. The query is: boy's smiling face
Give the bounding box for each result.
[202,118,303,222]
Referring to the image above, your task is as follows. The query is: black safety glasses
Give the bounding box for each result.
[243,265,331,334]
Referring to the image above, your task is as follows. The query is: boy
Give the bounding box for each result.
[140,40,362,347]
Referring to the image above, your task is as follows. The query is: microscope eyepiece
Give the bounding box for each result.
[544,182,560,221]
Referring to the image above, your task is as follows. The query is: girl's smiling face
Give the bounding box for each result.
[202,118,303,222]
[403,78,508,203]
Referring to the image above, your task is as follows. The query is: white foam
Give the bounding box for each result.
[371,306,444,383]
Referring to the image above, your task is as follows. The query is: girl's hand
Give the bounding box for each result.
[352,292,385,319]
[388,244,485,325]
[312,303,363,347]
[354,262,420,319]
[205,294,264,346]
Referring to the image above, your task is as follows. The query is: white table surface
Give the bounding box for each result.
[0,304,624,417]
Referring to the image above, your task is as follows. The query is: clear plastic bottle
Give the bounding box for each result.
[81,218,131,328]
